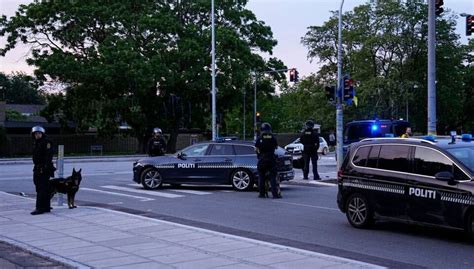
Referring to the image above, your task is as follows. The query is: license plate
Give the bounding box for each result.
[284,160,291,165]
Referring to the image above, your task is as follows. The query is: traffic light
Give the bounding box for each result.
[343,77,354,102]
[289,69,299,82]
[467,15,474,36]
[256,112,261,123]
[324,86,336,102]
[435,0,444,16]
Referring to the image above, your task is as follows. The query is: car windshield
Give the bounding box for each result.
[446,146,474,175]
[180,144,209,157]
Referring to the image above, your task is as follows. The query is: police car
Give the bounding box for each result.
[337,134,474,239]
[133,140,294,191]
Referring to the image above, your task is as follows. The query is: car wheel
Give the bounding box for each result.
[345,193,373,228]
[322,147,329,155]
[230,169,253,191]
[466,211,474,241]
[141,167,163,190]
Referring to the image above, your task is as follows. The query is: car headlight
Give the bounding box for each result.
[134,162,144,168]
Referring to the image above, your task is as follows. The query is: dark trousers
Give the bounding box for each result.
[257,159,279,197]
[33,172,51,212]
[303,152,320,179]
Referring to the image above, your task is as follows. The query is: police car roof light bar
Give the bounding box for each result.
[461,134,472,141]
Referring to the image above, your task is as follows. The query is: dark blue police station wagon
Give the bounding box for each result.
[133,140,294,191]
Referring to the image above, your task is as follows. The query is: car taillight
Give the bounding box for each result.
[337,169,343,183]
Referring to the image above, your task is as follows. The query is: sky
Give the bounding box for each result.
[0,0,473,78]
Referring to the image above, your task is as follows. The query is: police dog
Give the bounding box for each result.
[50,168,82,209]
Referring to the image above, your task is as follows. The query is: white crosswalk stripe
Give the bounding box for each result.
[126,184,212,195]
[81,187,155,201]
[101,185,184,198]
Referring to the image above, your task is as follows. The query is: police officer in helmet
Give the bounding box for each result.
[147,128,167,157]
[255,122,282,199]
[31,126,55,215]
[300,119,321,180]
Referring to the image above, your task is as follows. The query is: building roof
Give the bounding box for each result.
[5,104,45,115]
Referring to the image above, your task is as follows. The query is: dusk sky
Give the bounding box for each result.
[0,0,472,78]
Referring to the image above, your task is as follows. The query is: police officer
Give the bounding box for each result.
[31,126,55,215]
[147,128,167,157]
[255,122,282,199]
[300,120,321,180]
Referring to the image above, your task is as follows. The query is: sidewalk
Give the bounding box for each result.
[0,155,147,165]
[0,191,382,269]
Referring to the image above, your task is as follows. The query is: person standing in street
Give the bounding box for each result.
[255,122,282,199]
[147,128,167,157]
[401,127,412,138]
[329,130,336,151]
[31,126,55,215]
[300,120,321,180]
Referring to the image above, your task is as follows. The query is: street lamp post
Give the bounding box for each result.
[211,0,217,140]
[336,0,345,170]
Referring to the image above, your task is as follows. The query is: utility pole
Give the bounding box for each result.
[211,0,217,140]
[427,0,437,135]
[336,0,345,170]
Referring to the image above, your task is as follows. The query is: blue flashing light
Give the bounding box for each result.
[385,133,394,137]
[371,125,379,132]
[461,134,472,141]
[422,135,436,142]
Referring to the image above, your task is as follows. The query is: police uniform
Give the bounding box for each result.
[32,133,55,215]
[255,130,281,198]
[300,126,321,180]
[147,136,167,156]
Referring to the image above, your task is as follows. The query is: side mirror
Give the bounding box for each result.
[177,152,185,159]
[435,171,456,185]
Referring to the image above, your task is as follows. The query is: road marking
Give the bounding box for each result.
[101,185,184,198]
[81,188,154,202]
[126,184,212,195]
[273,201,339,211]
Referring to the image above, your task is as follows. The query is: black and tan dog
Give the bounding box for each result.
[50,168,82,209]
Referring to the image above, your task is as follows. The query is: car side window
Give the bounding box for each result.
[181,144,209,157]
[352,146,371,167]
[453,165,470,181]
[209,144,234,156]
[378,145,410,172]
[234,145,255,155]
[367,145,381,168]
[414,147,453,177]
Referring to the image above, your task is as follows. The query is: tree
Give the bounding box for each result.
[0,72,45,104]
[1,0,282,151]
[302,1,472,133]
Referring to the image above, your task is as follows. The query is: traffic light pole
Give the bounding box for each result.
[427,0,437,135]
[336,0,344,171]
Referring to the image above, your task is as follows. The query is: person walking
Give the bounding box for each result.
[255,122,282,199]
[401,127,412,138]
[147,128,167,156]
[31,126,55,215]
[300,120,321,180]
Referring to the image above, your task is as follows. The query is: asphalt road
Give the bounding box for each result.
[0,155,473,268]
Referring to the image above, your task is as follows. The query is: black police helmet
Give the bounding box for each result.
[261,122,272,133]
[305,120,314,129]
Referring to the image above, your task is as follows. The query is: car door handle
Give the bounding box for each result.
[224,159,232,162]
[407,180,419,185]
[194,159,202,162]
